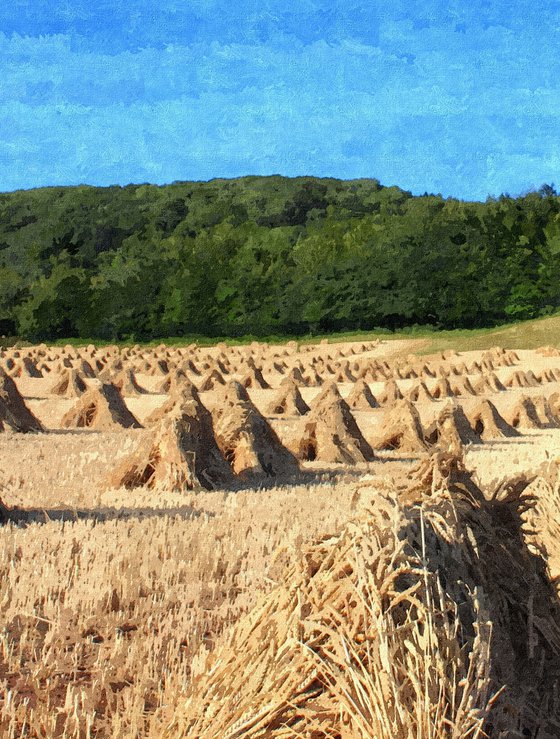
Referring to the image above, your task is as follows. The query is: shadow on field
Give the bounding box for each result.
[236,463,419,491]
[8,504,214,526]
[2,461,422,527]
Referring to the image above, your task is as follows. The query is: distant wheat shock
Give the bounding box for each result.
[2,338,560,736]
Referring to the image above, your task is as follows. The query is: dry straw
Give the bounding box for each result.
[163,450,560,737]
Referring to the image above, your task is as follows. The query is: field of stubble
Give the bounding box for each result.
[3,338,560,737]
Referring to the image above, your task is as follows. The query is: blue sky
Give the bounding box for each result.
[0,0,559,200]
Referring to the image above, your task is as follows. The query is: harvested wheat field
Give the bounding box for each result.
[5,337,560,736]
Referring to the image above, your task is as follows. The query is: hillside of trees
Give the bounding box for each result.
[1,176,560,341]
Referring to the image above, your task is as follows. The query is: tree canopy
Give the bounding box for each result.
[1,176,560,341]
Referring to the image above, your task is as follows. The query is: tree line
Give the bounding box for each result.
[1,175,560,341]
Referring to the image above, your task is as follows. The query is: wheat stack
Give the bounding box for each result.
[213,383,300,479]
[370,400,427,453]
[61,382,141,430]
[165,452,560,737]
[266,378,310,416]
[108,400,233,492]
[0,368,44,432]
[346,378,379,410]
[289,382,374,464]
[425,401,481,449]
[49,368,88,397]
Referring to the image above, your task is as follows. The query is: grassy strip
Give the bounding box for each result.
[4,312,560,353]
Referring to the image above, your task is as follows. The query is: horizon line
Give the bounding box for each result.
[0,173,555,205]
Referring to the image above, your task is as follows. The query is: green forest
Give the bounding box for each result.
[1,175,560,341]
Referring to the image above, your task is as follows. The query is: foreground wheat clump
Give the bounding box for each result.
[4,338,560,736]
[165,453,560,738]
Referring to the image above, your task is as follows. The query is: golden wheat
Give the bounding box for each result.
[2,340,560,736]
